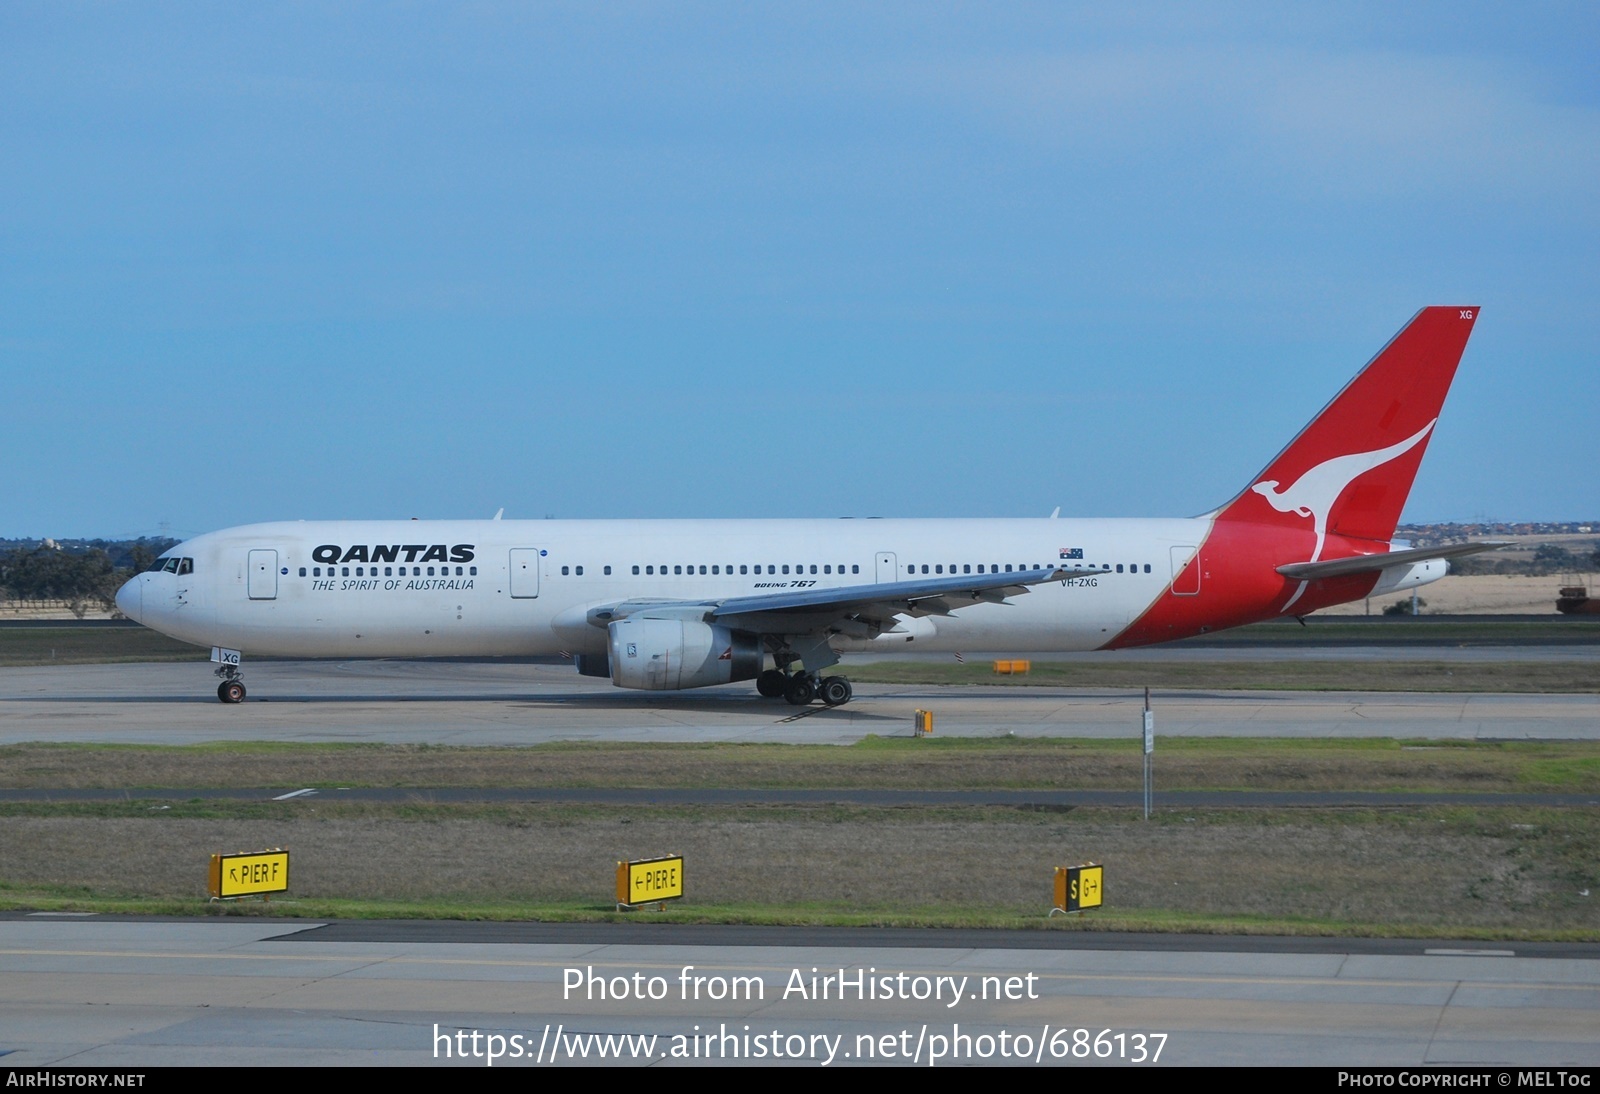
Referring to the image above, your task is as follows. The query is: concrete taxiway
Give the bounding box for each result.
[0,659,1597,744]
[2,917,1597,1067]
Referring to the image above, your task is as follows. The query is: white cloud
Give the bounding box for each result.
[909,41,1600,203]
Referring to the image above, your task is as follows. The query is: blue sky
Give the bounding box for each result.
[3,3,1596,538]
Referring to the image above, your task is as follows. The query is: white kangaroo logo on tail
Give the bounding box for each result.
[1252,419,1436,609]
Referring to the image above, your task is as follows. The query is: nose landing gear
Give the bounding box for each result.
[214,662,246,704]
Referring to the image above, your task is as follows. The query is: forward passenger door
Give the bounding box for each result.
[509,549,542,598]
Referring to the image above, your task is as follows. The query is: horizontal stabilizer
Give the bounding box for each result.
[1275,541,1508,582]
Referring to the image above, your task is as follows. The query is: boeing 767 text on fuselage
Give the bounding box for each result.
[117,307,1495,706]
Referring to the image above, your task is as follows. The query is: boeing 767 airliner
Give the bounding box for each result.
[117,307,1494,706]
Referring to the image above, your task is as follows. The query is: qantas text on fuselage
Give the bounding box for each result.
[311,544,476,565]
[118,307,1494,707]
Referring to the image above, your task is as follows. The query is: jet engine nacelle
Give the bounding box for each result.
[606,618,763,691]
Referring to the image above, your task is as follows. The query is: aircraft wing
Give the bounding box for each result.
[1275,541,1507,582]
[587,566,1087,636]
[711,567,1075,630]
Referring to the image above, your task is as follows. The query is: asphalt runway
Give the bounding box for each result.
[2,917,1597,1067]
[1,659,1597,744]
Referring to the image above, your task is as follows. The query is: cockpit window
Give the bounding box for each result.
[177,558,193,575]
[147,556,193,574]
[147,557,172,572]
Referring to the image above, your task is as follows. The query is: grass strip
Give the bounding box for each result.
[4,737,1598,793]
[0,626,206,665]
[0,802,1594,939]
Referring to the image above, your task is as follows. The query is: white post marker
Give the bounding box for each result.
[1142,687,1154,820]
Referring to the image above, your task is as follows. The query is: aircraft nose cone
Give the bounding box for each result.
[115,576,142,623]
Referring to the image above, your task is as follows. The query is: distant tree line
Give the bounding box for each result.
[0,538,178,617]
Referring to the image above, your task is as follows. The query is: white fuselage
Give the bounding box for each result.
[113,308,1477,697]
[118,516,1216,658]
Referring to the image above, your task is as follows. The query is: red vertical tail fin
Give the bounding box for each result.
[1216,306,1480,556]
[1106,307,1480,648]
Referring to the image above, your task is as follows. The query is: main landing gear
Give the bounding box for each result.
[215,663,247,704]
[756,669,853,707]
